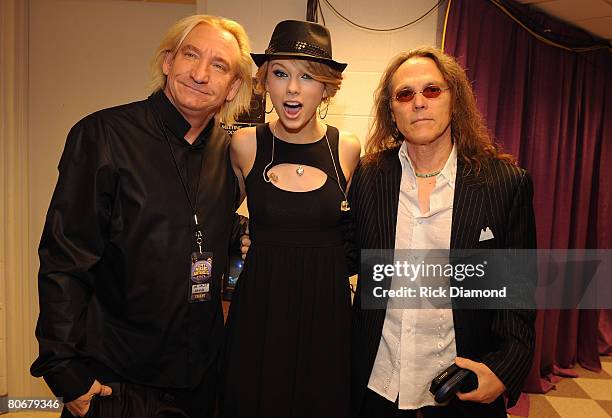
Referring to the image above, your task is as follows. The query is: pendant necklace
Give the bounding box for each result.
[263,123,350,212]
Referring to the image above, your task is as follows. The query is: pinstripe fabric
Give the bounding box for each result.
[349,148,536,415]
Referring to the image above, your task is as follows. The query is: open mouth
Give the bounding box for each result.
[283,101,302,116]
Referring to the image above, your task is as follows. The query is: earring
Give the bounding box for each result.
[265,93,274,114]
[318,100,329,119]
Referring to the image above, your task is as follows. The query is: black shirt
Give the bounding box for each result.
[31,91,241,402]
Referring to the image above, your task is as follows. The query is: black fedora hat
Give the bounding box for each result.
[251,20,347,72]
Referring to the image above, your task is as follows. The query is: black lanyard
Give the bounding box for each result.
[154,107,206,253]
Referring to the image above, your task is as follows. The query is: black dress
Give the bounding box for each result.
[221,123,351,418]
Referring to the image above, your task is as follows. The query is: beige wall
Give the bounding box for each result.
[29,0,195,259]
[1,0,31,399]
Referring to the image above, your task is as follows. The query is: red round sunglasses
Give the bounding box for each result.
[393,85,450,103]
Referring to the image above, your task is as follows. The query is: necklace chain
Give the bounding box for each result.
[414,169,441,178]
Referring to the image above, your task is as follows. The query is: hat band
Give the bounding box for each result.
[265,39,332,60]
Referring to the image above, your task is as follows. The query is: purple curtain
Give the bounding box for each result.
[443,0,612,412]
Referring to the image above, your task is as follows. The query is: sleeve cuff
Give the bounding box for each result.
[43,360,95,403]
[481,352,525,407]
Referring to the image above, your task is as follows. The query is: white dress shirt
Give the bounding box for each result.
[367,142,458,409]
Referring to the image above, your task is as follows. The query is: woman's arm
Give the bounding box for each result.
[338,131,362,190]
[229,126,257,204]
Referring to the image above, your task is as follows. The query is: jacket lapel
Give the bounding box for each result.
[450,160,487,250]
[375,154,401,250]
[450,160,488,352]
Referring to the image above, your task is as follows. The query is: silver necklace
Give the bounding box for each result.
[263,123,350,212]
[415,169,441,178]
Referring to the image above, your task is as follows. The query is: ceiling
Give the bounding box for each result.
[516,0,612,41]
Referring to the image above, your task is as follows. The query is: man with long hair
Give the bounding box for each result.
[31,15,251,418]
[349,47,536,417]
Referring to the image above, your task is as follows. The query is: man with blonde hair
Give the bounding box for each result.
[31,15,252,418]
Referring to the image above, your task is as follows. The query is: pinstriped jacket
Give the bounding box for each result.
[348,147,537,413]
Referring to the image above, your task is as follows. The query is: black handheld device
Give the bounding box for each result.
[429,363,478,404]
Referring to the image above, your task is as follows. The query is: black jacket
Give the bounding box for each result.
[31,91,243,402]
[349,149,537,413]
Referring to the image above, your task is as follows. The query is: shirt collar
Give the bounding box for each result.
[149,90,214,147]
[398,141,457,189]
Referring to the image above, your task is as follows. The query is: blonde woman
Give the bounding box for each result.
[222,20,360,418]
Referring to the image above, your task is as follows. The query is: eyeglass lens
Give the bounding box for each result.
[395,85,444,102]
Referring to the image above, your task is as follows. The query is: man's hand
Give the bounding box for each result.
[240,225,250,260]
[455,357,505,404]
[65,379,112,417]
